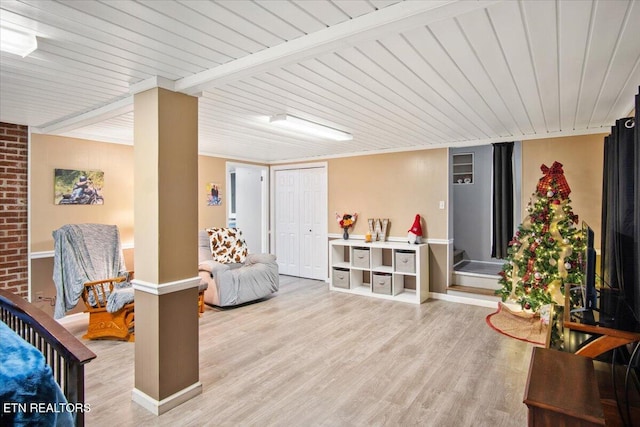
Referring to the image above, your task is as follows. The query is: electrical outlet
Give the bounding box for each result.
[439,201,445,209]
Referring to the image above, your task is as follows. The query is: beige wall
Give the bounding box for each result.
[30,134,236,253]
[30,134,135,252]
[327,149,449,239]
[30,133,231,314]
[522,134,606,248]
[324,149,450,293]
[429,244,449,294]
[29,132,608,304]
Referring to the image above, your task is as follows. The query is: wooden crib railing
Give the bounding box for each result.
[0,289,97,427]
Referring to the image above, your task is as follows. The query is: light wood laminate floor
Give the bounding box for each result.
[62,276,531,426]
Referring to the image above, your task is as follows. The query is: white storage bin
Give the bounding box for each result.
[352,247,370,268]
[372,272,392,295]
[395,250,416,273]
[332,267,350,289]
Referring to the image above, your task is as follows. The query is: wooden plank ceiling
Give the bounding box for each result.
[1,0,638,162]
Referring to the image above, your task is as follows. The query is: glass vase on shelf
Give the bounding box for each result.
[343,228,349,240]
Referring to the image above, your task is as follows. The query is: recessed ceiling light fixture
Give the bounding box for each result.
[269,114,352,141]
[0,26,38,57]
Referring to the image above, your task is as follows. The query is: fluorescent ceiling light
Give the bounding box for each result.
[0,26,37,57]
[269,114,352,141]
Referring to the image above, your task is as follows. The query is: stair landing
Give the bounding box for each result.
[450,260,503,302]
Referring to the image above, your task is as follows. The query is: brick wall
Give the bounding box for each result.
[0,122,28,297]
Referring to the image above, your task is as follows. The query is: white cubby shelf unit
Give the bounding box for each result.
[329,239,429,304]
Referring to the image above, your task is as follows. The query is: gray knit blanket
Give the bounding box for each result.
[52,224,131,318]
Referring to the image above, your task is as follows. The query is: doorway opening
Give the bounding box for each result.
[449,143,521,297]
[226,162,269,254]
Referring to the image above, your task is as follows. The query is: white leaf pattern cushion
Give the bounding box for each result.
[205,227,248,264]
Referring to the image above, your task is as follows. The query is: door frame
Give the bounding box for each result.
[270,162,328,279]
[226,161,269,253]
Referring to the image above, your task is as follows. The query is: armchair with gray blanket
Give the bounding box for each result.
[198,228,279,307]
[52,223,135,341]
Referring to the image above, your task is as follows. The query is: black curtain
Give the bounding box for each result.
[491,142,514,259]
[634,91,640,324]
[600,87,639,329]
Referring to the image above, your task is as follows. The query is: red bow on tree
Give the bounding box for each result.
[537,161,571,199]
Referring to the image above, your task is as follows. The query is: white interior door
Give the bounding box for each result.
[299,168,326,280]
[274,166,327,280]
[275,170,299,276]
[235,167,262,254]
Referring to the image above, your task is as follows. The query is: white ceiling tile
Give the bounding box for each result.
[587,0,640,127]
[571,0,630,129]
[1,0,638,161]
[557,0,594,131]
[174,0,283,48]
[486,1,547,134]
[258,1,327,33]
[216,0,305,42]
[521,0,561,132]
[333,0,379,19]
[113,0,255,60]
[293,0,349,26]
[452,9,530,136]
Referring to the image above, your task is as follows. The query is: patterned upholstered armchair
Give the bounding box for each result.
[198,228,279,307]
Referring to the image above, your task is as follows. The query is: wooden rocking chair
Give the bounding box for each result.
[81,276,135,342]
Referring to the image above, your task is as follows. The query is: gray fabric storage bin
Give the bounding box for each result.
[372,272,392,295]
[352,247,370,268]
[395,250,416,273]
[332,267,350,289]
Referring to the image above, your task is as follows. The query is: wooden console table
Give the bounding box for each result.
[524,347,605,426]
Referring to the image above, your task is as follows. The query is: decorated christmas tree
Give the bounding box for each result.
[497,162,586,314]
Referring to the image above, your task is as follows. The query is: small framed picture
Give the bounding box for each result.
[207,182,222,206]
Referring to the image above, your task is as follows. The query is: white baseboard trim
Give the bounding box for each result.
[429,292,499,309]
[132,382,202,415]
[56,312,88,326]
[132,276,201,296]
